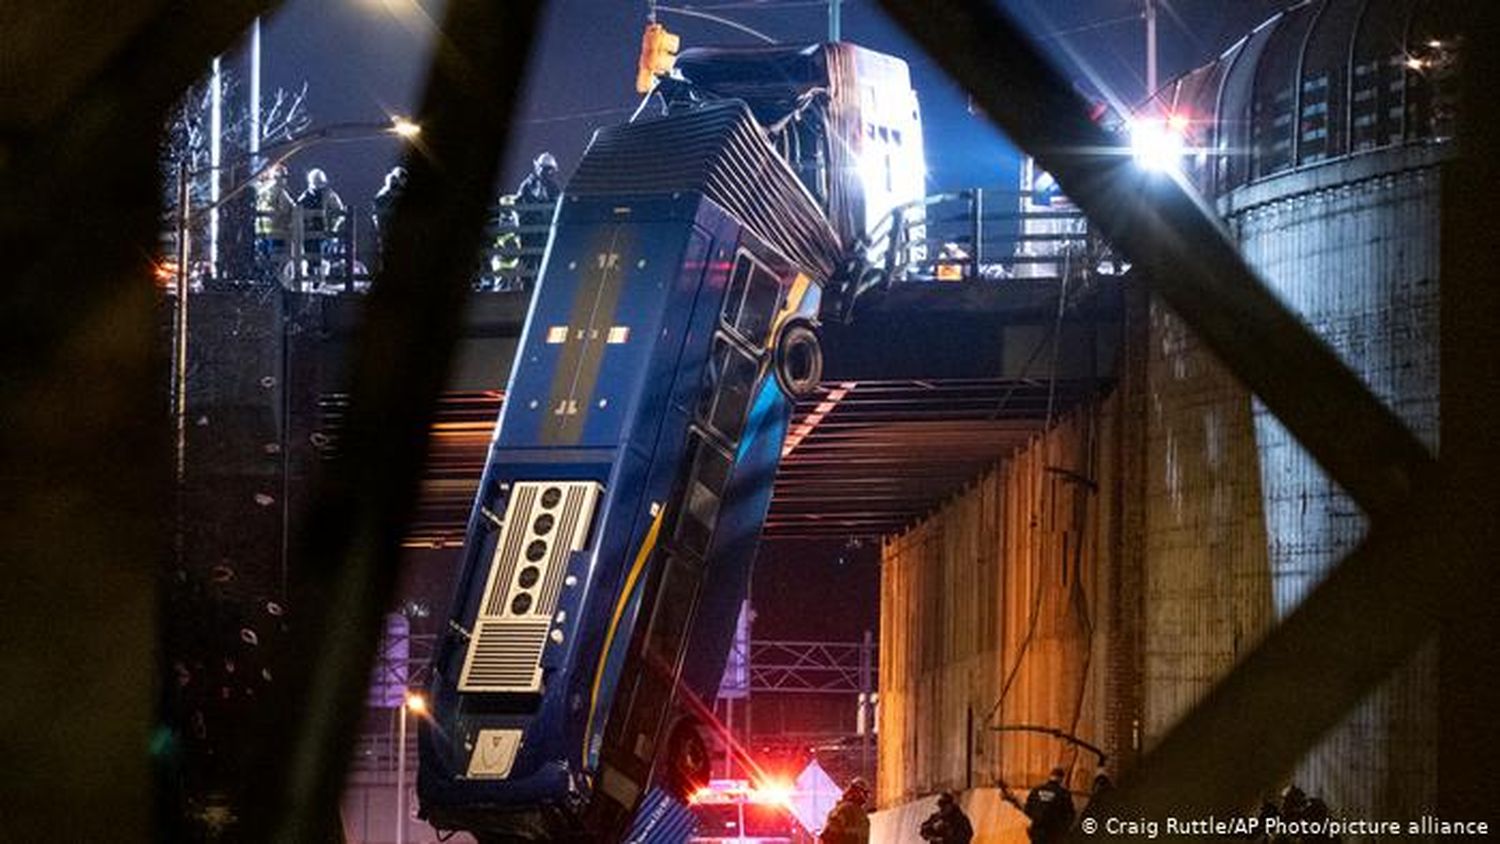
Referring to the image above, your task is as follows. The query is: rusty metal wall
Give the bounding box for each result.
[879,396,1119,808]
[1225,149,1445,820]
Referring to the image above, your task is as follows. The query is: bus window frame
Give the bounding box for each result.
[720,249,785,350]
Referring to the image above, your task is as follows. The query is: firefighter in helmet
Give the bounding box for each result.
[820,777,871,844]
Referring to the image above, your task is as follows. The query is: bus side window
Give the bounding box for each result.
[721,251,783,349]
[722,256,751,329]
[617,551,699,766]
[675,433,733,560]
[736,262,781,347]
[702,339,759,444]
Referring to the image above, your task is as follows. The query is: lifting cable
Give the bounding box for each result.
[979,244,1108,798]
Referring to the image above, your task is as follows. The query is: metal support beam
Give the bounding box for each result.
[1436,3,1500,819]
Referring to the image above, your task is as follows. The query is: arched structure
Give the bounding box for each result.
[1144,0,1461,821]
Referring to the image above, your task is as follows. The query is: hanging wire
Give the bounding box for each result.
[980,246,1104,798]
[656,5,778,43]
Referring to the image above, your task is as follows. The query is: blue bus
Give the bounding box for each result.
[419,44,924,842]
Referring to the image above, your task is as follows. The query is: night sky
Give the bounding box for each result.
[254,0,1287,212]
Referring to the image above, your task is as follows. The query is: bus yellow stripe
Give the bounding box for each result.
[769,273,813,350]
[583,509,664,766]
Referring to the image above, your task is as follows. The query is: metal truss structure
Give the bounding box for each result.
[748,639,876,695]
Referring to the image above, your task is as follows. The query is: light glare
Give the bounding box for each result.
[1129,116,1186,174]
[752,779,794,806]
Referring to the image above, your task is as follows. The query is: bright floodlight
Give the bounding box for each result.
[404,691,427,714]
[391,117,422,139]
[1129,116,1187,174]
[752,779,794,806]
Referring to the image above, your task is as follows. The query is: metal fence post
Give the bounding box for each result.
[174,161,191,487]
[860,628,873,782]
[346,214,358,293]
[970,187,983,279]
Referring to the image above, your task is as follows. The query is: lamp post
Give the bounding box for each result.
[396,691,426,844]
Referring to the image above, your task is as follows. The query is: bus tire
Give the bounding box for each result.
[662,717,711,802]
[773,321,823,399]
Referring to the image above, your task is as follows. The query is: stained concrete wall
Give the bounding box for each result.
[1223,147,1444,821]
[1138,303,1275,755]
[879,398,1120,823]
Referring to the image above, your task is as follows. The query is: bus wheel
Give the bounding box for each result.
[774,322,823,399]
[663,717,711,802]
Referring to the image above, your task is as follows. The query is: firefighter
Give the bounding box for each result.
[253,164,295,281]
[514,153,560,282]
[1302,795,1340,842]
[295,168,346,278]
[1081,769,1113,826]
[1024,766,1076,844]
[1272,784,1309,844]
[920,791,974,843]
[371,165,408,239]
[1089,769,1113,802]
[820,777,871,844]
[516,151,561,205]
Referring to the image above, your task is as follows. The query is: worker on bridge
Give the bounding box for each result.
[253,163,295,282]
[515,151,561,205]
[295,167,346,281]
[371,165,408,241]
[513,152,560,284]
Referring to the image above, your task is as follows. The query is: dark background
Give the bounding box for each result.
[256,0,1287,213]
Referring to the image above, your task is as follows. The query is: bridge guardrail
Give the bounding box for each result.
[863,188,1126,286]
[159,200,559,294]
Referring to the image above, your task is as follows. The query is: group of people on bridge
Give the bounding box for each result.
[248,151,561,291]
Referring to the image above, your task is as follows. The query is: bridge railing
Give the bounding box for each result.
[159,200,559,294]
[162,191,1116,297]
[863,188,1126,286]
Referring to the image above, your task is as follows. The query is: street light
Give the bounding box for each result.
[396,690,427,844]
[1127,112,1189,174]
[391,116,422,139]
